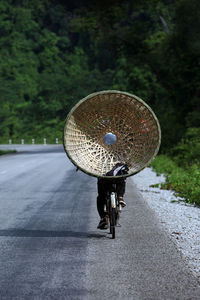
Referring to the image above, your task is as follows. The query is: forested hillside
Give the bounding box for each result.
[0,0,199,150]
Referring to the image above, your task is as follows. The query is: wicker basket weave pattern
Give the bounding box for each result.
[63,91,161,178]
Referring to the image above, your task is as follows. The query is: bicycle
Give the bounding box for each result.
[104,182,122,239]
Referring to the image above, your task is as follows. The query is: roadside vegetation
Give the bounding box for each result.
[0,150,17,156]
[151,128,200,206]
[0,0,199,148]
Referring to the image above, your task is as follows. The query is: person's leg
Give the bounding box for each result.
[116,179,126,196]
[97,179,108,229]
[97,179,107,218]
[97,195,106,218]
[116,179,127,207]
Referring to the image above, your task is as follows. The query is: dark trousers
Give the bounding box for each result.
[97,178,126,218]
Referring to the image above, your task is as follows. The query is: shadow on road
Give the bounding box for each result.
[0,229,105,239]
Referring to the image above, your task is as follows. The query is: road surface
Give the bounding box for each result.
[0,145,199,299]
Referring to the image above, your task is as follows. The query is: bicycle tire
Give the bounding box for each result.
[111,208,116,239]
[111,226,115,239]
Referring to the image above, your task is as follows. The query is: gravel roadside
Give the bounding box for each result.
[131,167,200,280]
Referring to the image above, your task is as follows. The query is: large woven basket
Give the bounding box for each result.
[63,90,161,178]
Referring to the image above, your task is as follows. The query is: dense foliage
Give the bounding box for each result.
[0,0,199,146]
[0,0,199,203]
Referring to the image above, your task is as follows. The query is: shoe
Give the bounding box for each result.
[119,197,126,207]
[97,217,108,230]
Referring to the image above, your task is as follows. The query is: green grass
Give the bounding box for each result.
[0,150,17,156]
[151,155,200,206]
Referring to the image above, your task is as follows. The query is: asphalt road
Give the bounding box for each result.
[0,145,199,300]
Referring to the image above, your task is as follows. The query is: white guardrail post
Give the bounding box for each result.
[6,138,59,145]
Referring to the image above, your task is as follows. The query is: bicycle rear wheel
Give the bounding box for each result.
[110,207,116,239]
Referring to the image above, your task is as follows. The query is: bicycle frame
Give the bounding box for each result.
[111,192,116,208]
[104,182,122,239]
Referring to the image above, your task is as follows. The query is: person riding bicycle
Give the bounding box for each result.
[97,163,129,230]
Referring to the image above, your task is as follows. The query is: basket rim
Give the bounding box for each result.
[63,90,161,178]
